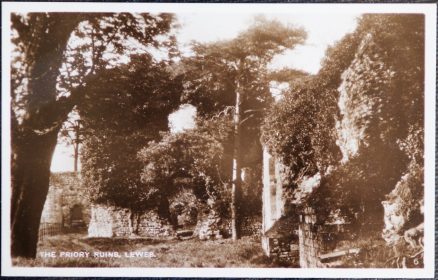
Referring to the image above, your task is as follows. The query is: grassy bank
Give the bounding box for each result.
[13,233,277,267]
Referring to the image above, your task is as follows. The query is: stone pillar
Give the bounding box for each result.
[262,147,276,233]
[40,186,63,225]
[298,207,324,268]
[262,146,288,234]
[274,161,285,220]
[88,204,114,237]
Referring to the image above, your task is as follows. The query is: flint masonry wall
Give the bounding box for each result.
[40,172,90,230]
[298,207,345,268]
[298,207,324,268]
[296,34,397,268]
[262,216,300,266]
[194,212,262,240]
[262,147,299,265]
[240,215,262,237]
[88,204,174,238]
[42,173,262,239]
[262,148,349,267]
[263,236,299,265]
[194,209,228,240]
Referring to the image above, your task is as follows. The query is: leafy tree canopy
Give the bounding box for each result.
[262,14,424,231]
[11,12,177,130]
[181,17,306,118]
[309,14,424,227]
[80,54,183,211]
[10,12,177,258]
[181,17,307,174]
[138,127,227,206]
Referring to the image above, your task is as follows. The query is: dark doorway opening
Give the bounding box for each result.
[70,204,85,228]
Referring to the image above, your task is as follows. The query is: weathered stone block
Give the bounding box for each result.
[88,204,174,238]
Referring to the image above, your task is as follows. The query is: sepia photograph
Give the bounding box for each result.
[1,2,436,278]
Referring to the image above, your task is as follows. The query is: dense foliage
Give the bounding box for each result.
[79,54,183,212]
[138,125,229,217]
[196,113,263,216]
[176,19,308,232]
[261,14,424,233]
[260,30,359,185]
[261,77,341,183]
[10,12,177,258]
[312,14,424,226]
[182,17,307,165]
[11,11,424,261]
[182,17,306,115]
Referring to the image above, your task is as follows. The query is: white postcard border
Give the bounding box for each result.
[1,2,436,278]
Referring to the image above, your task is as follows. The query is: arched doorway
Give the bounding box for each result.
[70,204,84,228]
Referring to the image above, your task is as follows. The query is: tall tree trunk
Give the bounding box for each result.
[73,143,79,172]
[11,92,81,258]
[10,14,84,258]
[11,129,59,258]
[74,147,79,172]
[73,121,80,172]
[231,77,242,241]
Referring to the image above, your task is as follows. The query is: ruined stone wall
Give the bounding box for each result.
[193,212,261,240]
[40,186,63,224]
[239,215,262,237]
[262,147,298,266]
[262,147,276,232]
[87,204,114,237]
[336,33,390,163]
[136,211,175,237]
[194,209,228,240]
[40,172,90,231]
[337,31,424,256]
[298,207,324,268]
[261,216,300,266]
[88,204,174,238]
[262,236,299,265]
[262,147,288,233]
[298,207,348,268]
[261,17,424,268]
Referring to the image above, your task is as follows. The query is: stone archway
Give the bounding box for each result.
[70,204,84,228]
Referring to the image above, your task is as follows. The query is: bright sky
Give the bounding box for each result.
[176,13,360,73]
[168,104,197,133]
[51,12,360,172]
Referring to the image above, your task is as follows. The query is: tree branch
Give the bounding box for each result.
[11,14,29,40]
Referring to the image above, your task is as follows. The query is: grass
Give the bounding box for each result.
[13,233,276,268]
